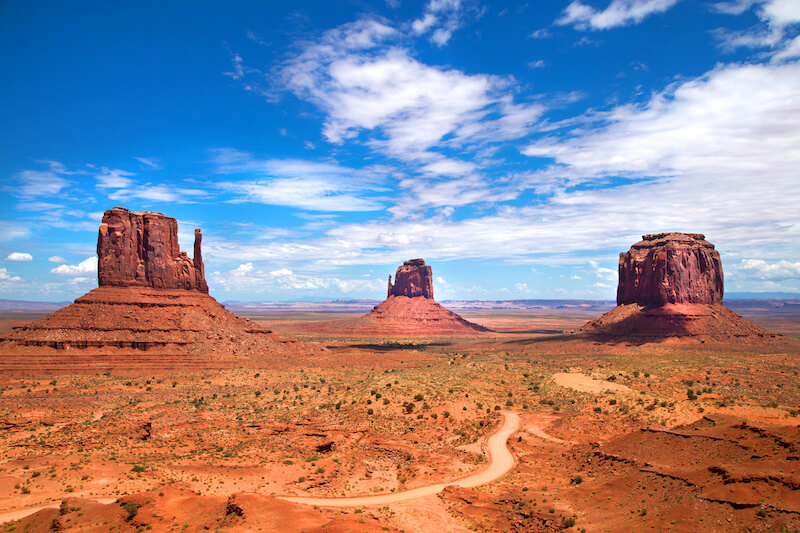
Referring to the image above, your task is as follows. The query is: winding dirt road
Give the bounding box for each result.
[279,411,522,507]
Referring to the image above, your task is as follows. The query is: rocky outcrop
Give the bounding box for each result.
[387,259,433,299]
[97,207,208,292]
[578,233,775,342]
[617,233,723,306]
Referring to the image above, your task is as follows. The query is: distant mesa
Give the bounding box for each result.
[364,259,489,335]
[0,206,317,374]
[387,258,434,299]
[578,233,775,342]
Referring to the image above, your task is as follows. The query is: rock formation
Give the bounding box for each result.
[616,233,723,306]
[363,259,488,335]
[0,207,319,373]
[387,259,434,299]
[97,206,208,292]
[578,233,774,342]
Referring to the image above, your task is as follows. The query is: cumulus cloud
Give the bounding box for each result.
[50,256,97,276]
[732,259,800,279]
[5,252,33,262]
[557,0,681,30]
[589,260,617,281]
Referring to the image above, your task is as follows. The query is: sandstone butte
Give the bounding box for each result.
[0,207,319,374]
[363,259,489,335]
[578,232,776,342]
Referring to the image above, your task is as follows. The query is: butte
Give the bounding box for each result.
[360,259,489,335]
[0,207,311,374]
[577,232,777,342]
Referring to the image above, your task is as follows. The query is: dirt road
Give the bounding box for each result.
[279,411,522,507]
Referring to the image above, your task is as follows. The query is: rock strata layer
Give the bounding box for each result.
[388,259,433,299]
[98,207,208,292]
[0,206,321,373]
[617,233,723,306]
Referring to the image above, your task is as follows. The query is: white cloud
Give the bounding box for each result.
[280,19,543,162]
[713,0,800,54]
[213,149,386,211]
[50,256,97,276]
[211,263,383,295]
[0,221,31,242]
[571,275,582,279]
[514,282,529,291]
[0,268,22,282]
[13,170,70,197]
[133,157,161,169]
[732,259,800,279]
[96,167,135,188]
[5,252,33,262]
[589,260,617,281]
[108,185,208,203]
[412,0,465,46]
[557,0,681,30]
[48,256,67,263]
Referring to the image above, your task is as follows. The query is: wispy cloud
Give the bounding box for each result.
[212,148,387,212]
[712,0,800,55]
[133,156,161,169]
[96,167,135,188]
[557,0,681,30]
[0,268,22,282]
[411,0,466,46]
[279,19,543,163]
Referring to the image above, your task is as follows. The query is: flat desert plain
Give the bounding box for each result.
[1,300,799,532]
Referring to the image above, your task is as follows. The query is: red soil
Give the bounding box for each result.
[576,303,780,343]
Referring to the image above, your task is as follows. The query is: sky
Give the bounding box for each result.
[1,0,799,302]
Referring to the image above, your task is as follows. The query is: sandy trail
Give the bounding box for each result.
[0,498,116,523]
[279,411,521,508]
[552,372,632,394]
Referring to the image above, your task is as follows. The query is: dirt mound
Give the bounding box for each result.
[565,414,800,531]
[6,486,398,532]
[361,295,489,335]
[0,286,315,374]
[577,303,778,342]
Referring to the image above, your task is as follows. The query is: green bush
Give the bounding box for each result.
[121,501,138,518]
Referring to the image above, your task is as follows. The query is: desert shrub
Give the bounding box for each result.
[593,407,602,413]
[561,516,576,527]
[131,465,146,473]
[414,393,424,402]
[121,501,138,518]
[571,475,583,484]
[367,408,374,415]
[404,403,415,414]
[687,389,697,400]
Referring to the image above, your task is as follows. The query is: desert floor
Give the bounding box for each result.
[1,303,799,532]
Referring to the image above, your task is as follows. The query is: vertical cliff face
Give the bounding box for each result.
[616,233,723,306]
[387,258,434,299]
[97,206,208,292]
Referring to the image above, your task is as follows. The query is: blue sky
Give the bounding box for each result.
[1,0,799,302]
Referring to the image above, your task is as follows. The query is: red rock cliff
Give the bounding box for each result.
[97,207,208,292]
[387,258,434,299]
[616,233,723,306]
